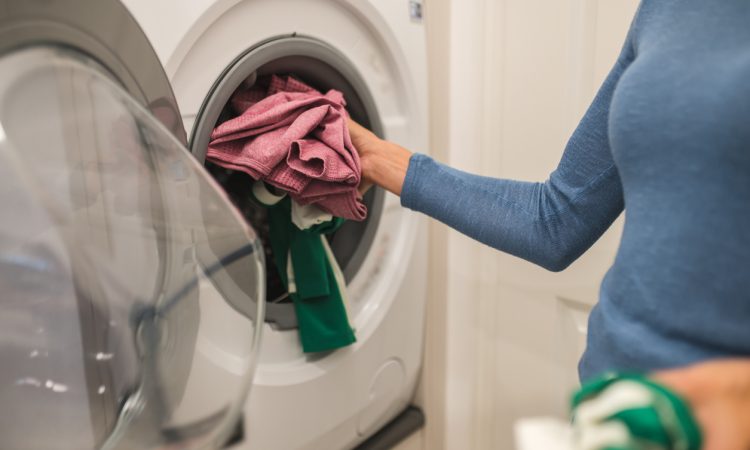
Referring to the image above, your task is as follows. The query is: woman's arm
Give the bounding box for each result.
[350,32,635,272]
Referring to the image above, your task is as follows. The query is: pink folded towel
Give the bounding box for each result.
[207,75,366,221]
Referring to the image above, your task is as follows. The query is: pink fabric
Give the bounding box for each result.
[207,75,366,221]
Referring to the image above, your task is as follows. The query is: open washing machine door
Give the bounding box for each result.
[0,2,265,449]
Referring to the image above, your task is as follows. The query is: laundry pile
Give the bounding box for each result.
[207,75,362,353]
[207,75,366,221]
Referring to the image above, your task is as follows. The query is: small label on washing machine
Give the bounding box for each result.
[409,0,423,22]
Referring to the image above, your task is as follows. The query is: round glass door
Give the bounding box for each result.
[0,46,265,449]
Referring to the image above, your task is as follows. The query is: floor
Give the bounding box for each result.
[391,430,423,450]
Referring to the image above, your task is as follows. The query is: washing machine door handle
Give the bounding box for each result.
[0,44,265,450]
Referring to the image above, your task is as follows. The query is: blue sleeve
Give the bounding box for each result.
[401,34,636,272]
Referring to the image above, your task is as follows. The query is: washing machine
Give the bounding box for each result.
[0,1,265,449]
[120,1,429,449]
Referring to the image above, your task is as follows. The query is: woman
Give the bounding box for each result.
[348,1,750,447]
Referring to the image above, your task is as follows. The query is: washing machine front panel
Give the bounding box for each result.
[0,2,266,448]
[119,1,429,448]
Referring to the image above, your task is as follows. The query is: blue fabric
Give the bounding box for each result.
[401,0,750,382]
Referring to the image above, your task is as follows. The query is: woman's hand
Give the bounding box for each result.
[653,359,750,450]
[348,118,412,196]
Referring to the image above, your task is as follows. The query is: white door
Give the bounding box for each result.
[421,1,641,449]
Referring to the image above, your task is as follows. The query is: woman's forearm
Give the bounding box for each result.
[348,116,623,272]
[347,117,623,272]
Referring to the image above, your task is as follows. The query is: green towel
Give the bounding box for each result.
[571,373,702,450]
[251,183,355,353]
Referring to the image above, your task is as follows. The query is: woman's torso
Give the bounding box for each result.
[581,0,750,380]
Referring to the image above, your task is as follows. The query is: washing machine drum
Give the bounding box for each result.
[0,2,265,450]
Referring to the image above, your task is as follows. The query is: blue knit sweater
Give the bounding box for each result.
[401,0,750,381]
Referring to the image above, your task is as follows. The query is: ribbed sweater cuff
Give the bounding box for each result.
[400,153,433,211]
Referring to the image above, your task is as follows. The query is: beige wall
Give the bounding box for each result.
[406,0,451,449]
[400,1,640,449]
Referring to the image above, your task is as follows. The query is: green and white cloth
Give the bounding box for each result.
[515,374,702,450]
[570,373,702,450]
[252,182,356,353]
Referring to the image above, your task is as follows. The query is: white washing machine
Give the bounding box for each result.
[121,1,429,449]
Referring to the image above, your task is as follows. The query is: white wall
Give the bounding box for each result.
[407,1,640,449]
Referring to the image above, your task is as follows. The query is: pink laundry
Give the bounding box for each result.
[207,75,366,221]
